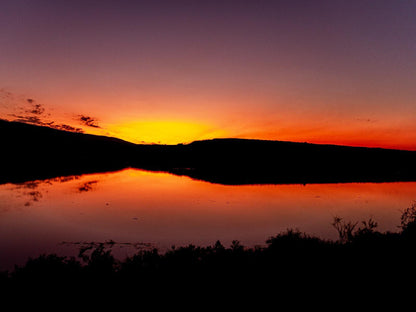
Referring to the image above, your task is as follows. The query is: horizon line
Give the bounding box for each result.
[2,118,415,152]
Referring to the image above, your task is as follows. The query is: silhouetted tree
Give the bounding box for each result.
[332,216,358,243]
[400,201,416,236]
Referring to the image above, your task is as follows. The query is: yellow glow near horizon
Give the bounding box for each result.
[106,120,228,145]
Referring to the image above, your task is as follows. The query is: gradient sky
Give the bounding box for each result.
[1,0,416,149]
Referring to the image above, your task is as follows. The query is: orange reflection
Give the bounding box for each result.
[1,169,416,270]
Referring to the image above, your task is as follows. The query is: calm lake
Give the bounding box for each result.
[1,168,415,270]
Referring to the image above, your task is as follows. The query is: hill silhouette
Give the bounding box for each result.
[1,119,416,185]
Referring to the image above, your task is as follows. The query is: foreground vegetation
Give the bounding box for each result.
[2,203,416,295]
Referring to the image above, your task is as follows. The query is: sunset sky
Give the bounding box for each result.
[1,0,416,149]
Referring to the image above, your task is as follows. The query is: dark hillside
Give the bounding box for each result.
[162,138,416,184]
[0,119,137,183]
[1,119,416,185]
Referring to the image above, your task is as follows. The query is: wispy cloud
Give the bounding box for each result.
[25,101,45,115]
[1,89,86,133]
[78,115,101,128]
[356,117,378,123]
[9,113,84,133]
[77,180,99,193]
[52,123,84,133]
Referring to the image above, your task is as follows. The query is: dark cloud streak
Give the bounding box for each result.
[77,180,98,193]
[52,123,84,133]
[2,90,102,134]
[26,103,45,115]
[78,115,101,128]
[9,113,84,133]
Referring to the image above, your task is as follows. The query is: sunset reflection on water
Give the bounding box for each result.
[1,168,415,270]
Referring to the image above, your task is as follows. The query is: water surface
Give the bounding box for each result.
[1,168,415,270]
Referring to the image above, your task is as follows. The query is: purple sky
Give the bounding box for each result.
[1,0,416,148]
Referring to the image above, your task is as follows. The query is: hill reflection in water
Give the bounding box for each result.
[0,168,415,270]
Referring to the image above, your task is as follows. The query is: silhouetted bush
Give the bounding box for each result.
[3,203,416,295]
[400,202,416,238]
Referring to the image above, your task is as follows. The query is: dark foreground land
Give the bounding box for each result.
[2,120,416,302]
[1,119,416,185]
[2,204,416,298]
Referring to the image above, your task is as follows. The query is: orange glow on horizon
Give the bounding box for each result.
[228,118,416,151]
[1,1,416,151]
[75,116,416,150]
[1,89,415,150]
[105,120,229,145]
[233,131,416,151]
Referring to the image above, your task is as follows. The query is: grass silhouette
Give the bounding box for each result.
[2,202,416,300]
[0,202,416,308]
